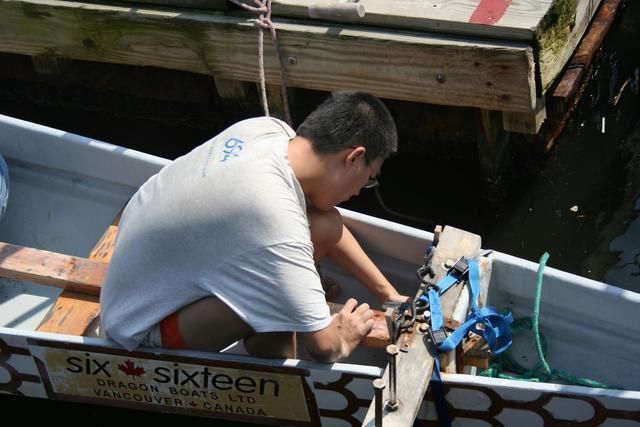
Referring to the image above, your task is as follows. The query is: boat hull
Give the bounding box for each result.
[1,113,638,425]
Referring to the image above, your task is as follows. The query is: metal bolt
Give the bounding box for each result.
[444,259,454,269]
[287,56,298,65]
[373,378,385,427]
[436,73,447,83]
[418,323,430,334]
[385,344,399,411]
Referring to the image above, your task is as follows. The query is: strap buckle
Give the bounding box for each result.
[449,257,469,277]
[430,327,448,346]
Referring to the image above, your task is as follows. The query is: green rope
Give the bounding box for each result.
[479,252,619,389]
[533,252,551,376]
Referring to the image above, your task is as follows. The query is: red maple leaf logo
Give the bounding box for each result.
[117,359,145,379]
[189,401,198,407]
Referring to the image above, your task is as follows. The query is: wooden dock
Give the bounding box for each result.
[0,0,604,135]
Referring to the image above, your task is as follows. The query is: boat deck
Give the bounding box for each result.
[0,0,604,134]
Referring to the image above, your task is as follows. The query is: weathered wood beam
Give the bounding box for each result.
[0,242,105,295]
[362,327,435,426]
[121,0,229,10]
[36,210,121,335]
[0,0,537,113]
[553,0,622,101]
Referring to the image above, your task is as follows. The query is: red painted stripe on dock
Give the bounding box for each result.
[469,0,512,25]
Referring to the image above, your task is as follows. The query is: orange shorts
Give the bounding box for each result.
[159,311,188,349]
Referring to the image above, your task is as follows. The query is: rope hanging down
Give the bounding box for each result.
[228,0,293,126]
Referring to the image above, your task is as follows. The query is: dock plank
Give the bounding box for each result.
[246,0,553,40]
[0,0,536,113]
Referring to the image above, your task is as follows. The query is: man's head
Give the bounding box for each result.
[291,92,397,210]
[297,91,398,164]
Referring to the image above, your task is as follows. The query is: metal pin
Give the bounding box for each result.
[385,344,399,411]
[373,378,386,427]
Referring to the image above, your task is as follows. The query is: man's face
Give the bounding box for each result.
[313,150,383,211]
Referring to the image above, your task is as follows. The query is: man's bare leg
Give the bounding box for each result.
[175,296,298,358]
[176,296,253,352]
[308,206,343,301]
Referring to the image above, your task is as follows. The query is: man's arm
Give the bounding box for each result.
[299,298,374,362]
[327,224,408,303]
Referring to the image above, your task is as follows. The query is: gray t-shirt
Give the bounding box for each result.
[100,117,331,350]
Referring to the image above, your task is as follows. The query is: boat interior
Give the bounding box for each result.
[0,113,638,392]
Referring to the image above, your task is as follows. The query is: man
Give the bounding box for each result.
[101,91,406,362]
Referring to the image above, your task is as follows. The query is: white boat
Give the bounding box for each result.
[0,113,638,426]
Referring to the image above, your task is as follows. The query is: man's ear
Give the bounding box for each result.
[346,146,366,165]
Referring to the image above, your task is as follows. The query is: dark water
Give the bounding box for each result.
[344,1,640,293]
[0,1,638,424]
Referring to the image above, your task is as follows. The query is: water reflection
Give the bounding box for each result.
[605,198,640,292]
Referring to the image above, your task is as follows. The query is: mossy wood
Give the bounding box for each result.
[0,0,537,113]
[536,0,602,92]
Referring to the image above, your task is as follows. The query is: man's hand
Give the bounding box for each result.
[332,298,375,358]
[301,298,374,362]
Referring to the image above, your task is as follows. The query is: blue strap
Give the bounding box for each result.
[430,356,452,427]
[428,288,443,331]
[436,272,459,295]
[434,259,513,355]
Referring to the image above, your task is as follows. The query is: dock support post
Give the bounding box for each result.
[476,109,511,199]
[214,76,253,100]
[502,96,547,135]
[31,55,65,75]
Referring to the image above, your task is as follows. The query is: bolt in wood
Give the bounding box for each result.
[373,378,385,427]
[385,344,399,411]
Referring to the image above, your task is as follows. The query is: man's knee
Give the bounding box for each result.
[244,332,296,359]
[309,206,343,249]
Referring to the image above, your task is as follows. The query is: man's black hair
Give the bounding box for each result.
[296,91,397,163]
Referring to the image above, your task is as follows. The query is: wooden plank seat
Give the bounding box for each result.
[35,212,120,336]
